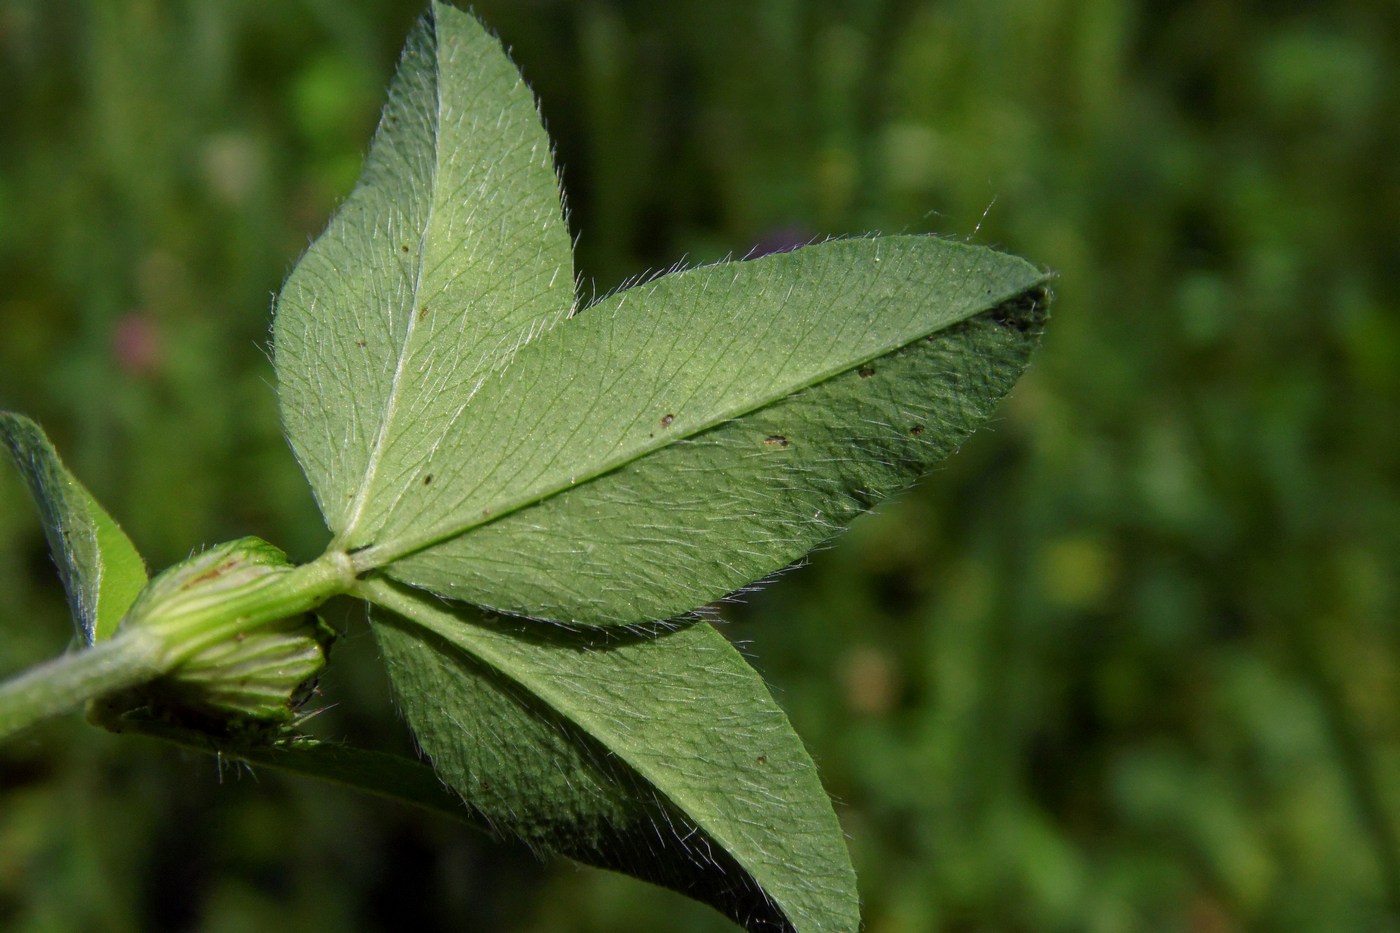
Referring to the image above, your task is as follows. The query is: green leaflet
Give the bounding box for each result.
[272,4,1049,627]
[1,412,147,643]
[273,1,573,540]
[373,245,1047,623]
[364,578,859,933]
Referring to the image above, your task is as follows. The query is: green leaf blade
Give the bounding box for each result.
[365,578,859,933]
[362,237,1047,623]
[1,412,147,643]
[272,0,1047,628]
[273,1,573,539]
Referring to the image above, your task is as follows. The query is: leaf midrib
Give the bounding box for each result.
[336,18,448,549]
[353,269,1047,574]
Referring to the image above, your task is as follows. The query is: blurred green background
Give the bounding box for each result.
[2,0,1398,930]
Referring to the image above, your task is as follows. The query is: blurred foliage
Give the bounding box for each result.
[1,0,1398,930]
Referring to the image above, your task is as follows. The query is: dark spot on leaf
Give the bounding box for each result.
[422,474,433,486]
[911,424,925,436]
[660,413,675,428]
[764,435,789,448]
[481,508,492,518]
[479,780,491,793]
[858,366,875,379]
[355,339,366,348]
[400,244,409,253]
[418,305,429,320]
[756,754,768,765]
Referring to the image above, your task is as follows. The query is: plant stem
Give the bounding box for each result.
[0,629,164,742]
[0,547,358,744]
[114,717,482,828]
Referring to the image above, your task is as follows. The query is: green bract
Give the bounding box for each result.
[1,3,1049,931]
[0,412,147,644]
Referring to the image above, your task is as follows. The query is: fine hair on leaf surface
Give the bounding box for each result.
[365,577,858,931]
[271,3,1047,930]
[0,3,1049,932]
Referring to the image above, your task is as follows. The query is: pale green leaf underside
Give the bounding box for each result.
[274,2,573,538]
[359,238,1048,623]
[0,412,147,643]
[270,0,1048,627]
[375,616,771,914]
[364,577,858,933]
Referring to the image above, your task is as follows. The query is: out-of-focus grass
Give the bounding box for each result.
[2,1,1398,930]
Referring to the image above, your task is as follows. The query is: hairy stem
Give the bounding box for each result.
[0,629,165,742]
[0,547,358,744]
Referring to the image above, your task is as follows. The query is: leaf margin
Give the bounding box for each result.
[0,411,147,643]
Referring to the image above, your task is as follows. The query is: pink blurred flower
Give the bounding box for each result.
[112,313,163,377]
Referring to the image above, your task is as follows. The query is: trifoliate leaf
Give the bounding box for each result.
[1,412,147,643]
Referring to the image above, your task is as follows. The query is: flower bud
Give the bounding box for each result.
[109,537,343,734]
